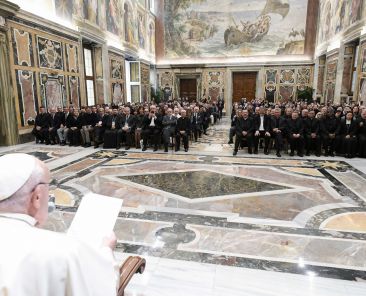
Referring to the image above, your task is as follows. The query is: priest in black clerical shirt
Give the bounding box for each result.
[32,106,51,144]
[162,108,177,152]
[175,109,190,152]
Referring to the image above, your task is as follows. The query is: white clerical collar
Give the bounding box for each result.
[0,213,37,227]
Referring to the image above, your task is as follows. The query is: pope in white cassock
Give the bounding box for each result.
[0,153,119,296]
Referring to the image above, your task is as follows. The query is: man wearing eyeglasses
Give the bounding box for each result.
[0,154,119,295]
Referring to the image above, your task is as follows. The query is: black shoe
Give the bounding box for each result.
[228,140,233,144]
[298,153,304,157]
[164,147,168,152]
[290,151,294,156]
[35,139,39,144]
[94,145,99,149]
[153,146,158,152]
[306,152,310,156]
[116,146,120,150]
[254,150,258,154]
[233,150,237,156]
[60,141,65,146]
[184,148,188,152]
[40,140,44,144]
[324,152,329,157]
[276,152,281,157]
[248,150,253,155]
[125,146,130,150]
[175,148,180,152]
[142,146,147,151]
[264,150,269,155]
[330,152,335,157]
[315,154,321,157]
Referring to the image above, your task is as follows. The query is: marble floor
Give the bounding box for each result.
[1,117,366,295]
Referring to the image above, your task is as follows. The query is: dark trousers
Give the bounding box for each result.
[68,128,81,146]
[254,131,270,152]
[94,127,105,145]
[142,127,160,148]
[289,135,304,154]
[272,132,283,152]
[305,135,321,155]
[203,120,209,134]
[359,135,366,157]
[338,135,357,157]
[192,124,202,141]
[49,128,58,143]
[163,128,175,148]
[234,132,253,153]
[117,129,134,148]
[32,127,49,143]
[175,132,189,150]
[321,134,336,154]
[229,127,236,141]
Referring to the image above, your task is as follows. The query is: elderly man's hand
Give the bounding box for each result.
[102,232,117,250]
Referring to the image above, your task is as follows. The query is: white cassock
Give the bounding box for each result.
[0,213,119,296]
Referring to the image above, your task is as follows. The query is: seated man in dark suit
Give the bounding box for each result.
[304,110,321,156]
[141,105,162,152]
[103,107,121,149]
[94,108,107,148]
[191,106,203,142]
[336,111,358,158]
[233,110,255,156]
[48,107,61,145]
[287,111,304,157]
[357,109,366,158]
[32,106,51,144]
[66,109,82,146]
[320,108,338,157]
[175,109,191,152]
[162,108,177,152]
[358,109,366,158]
[253,106,271,154]
[270,108,286,157]
[117,107,136,150]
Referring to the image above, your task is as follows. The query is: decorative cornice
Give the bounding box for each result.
[0,0,19,18]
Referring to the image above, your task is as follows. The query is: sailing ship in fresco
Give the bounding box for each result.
[224,0,290,46]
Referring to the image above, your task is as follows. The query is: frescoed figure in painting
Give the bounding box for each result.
[138,13,146,49]
[124,2,136,45]
[149,22,155,55]
[55,0,73,20]
[350,0,362,24]
[106,0,120,35]
[84,0,98,24]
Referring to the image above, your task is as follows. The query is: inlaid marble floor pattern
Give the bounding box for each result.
[3,118,366,295]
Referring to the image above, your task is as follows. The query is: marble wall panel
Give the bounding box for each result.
[109,53,125,104]
[15,70,37,127]
[341,56,353,95]
[141,62,150,101]
[65,43,79,73]
[12,28,32,67]
[69,75,80,107]
[40,73,66,109]
[37,36,64,70]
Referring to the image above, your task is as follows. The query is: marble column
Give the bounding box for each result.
[0,0,19,146]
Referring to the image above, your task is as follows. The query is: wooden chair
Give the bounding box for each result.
[118,256,146,296]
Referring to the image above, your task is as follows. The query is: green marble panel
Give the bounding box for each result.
[119,171,287,199]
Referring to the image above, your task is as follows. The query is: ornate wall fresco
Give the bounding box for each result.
[317,0,365,46]
[316,57,326,97]
[202,69,225,102]
[164,0,308,58]
[8,20,84,129]
[109,53,125,104]
[148,19,155,56]
[106,0,122,35]
[263,66,312,103]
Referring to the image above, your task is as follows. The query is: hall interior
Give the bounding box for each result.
[0,0,366,295]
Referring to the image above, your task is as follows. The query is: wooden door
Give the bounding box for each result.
[180,78,197,101]
[232,72,257,103]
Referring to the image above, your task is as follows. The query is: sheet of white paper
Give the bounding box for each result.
[67,193,123,248]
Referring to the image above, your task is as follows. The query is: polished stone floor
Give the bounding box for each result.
[1,117,366,295]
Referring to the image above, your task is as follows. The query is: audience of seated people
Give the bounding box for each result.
[31,99,221,153]
[230,99,366,159]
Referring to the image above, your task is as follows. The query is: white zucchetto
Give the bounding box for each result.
[0,153,36,201]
